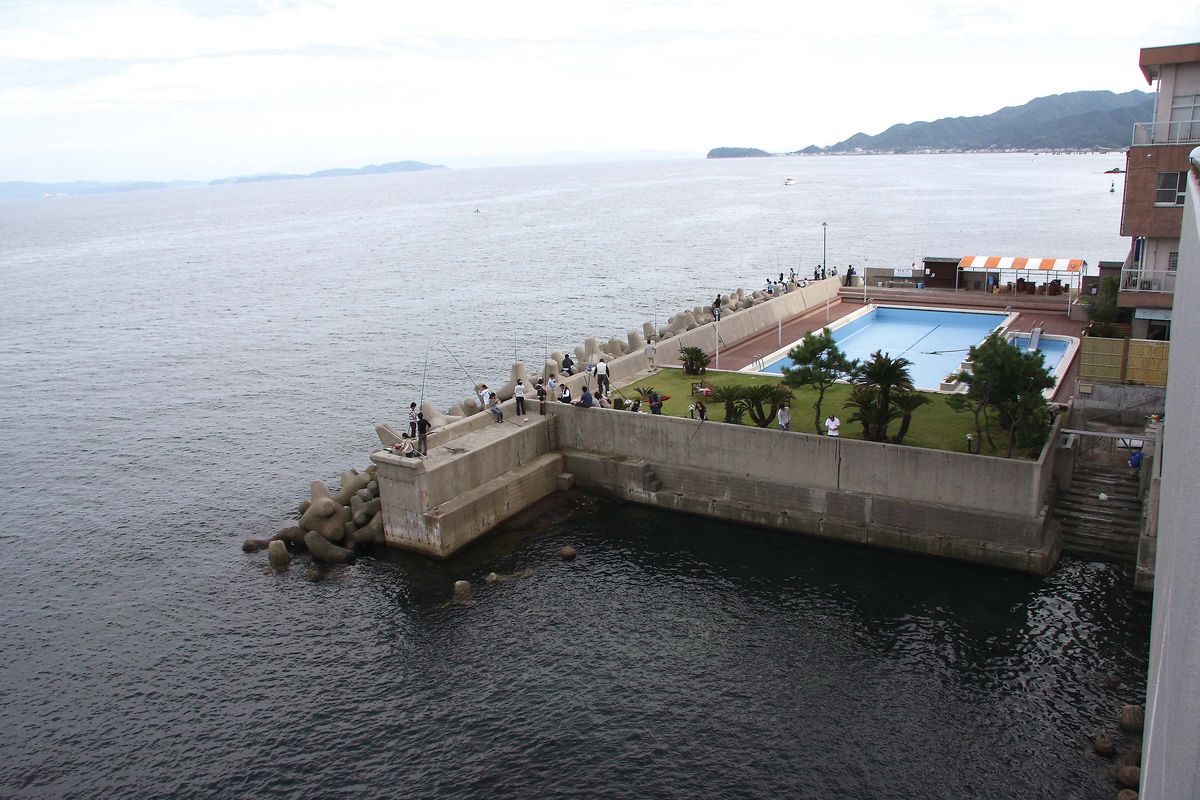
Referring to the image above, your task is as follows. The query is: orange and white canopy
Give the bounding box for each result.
[958,256,1086,273]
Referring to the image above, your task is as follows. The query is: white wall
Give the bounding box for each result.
[1141,150,1200,800]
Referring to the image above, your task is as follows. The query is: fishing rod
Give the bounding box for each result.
[443,344,481,396]
[418,341,430,408]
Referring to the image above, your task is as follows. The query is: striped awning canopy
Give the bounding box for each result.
[958,256,1087,272]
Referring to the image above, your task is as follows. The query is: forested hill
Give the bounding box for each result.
[793,90,1153,154]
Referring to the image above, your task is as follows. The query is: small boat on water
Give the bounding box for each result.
[1105,167,1125,174]
[783,177,795,186]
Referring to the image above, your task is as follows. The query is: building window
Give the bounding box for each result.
[1155,172,1186,206]
[1168,251,1179,271]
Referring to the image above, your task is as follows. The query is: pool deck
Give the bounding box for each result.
[691,287,1087,403]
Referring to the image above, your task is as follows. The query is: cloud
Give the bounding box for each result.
[0,0,1196,180]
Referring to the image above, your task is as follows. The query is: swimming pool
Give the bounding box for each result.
[1008,334,1072,384]
[753,306,1016,390]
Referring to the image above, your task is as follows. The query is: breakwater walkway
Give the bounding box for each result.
[371,278,1065,574]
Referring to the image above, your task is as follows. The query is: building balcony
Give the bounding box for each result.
[1118,267,1176,309]
[1132,121,1200,146]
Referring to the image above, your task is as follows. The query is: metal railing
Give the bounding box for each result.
[1132,120,1200,146]
[1120,268,1177,294]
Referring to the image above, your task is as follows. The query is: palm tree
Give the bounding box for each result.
[710,385,748,424]
[678,345,710,375]
[743,383,793,427]
[891,392,931,444]
[843,385,878,441]
[855,350,914,441]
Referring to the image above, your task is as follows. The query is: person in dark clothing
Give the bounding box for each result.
[416,412,432,455]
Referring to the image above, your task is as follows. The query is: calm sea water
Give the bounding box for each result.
[0,155,1147,799]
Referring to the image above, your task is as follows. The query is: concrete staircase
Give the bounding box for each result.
[1053,464,1144,561]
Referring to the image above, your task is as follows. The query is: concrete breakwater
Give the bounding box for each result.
[368,277,1064,575]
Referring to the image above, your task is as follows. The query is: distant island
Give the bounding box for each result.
[708,89,1153,157]
[1,160,445,201]
[209,160,445,185]
[707,147,772,159]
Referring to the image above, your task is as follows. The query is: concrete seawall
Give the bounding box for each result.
[373,398,1061,573]
[549,403,1060,574]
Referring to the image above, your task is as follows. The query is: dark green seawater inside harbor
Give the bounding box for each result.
[0,155,1146,798]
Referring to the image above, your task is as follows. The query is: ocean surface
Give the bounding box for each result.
[0,154,1149,799]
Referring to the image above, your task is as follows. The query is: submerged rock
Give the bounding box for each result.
[242,538,270,552]
[560,546,577,561]
[1120,704,1145,733]
[1115,764,1140,789]
[1093,736,1115,757]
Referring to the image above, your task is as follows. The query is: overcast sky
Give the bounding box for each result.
[2,0,1198,182]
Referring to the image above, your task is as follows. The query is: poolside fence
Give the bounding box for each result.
[1077,337,1170,387]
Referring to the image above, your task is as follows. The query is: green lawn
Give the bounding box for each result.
[618,368,1032,458]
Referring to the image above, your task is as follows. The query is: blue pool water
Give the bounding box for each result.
[763,307,1008,389]
[1010,335,1069,376]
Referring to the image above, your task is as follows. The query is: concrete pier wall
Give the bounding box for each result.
[373,417,561,557]
[548,403,1059,574]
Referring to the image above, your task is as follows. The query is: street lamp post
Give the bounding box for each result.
[823,222,829,322]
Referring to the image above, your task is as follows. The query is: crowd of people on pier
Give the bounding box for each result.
[397,269,857,457]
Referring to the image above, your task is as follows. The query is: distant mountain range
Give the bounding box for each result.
[0,160,445,201]
[708,90,1154,158]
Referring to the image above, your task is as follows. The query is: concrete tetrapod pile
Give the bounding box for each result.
[242,465,385,580]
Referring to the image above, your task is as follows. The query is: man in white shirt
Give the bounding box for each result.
[513,379,526,416]
[779,404,791,432]
[825,414,841,437]
[595,359,610,394]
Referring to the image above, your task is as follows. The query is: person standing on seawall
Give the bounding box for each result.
[416,412,431,455]
[712,295,722,321]
[644,338,657,369]
[536,378,547,415]
[595,359,610,395]
[514,379,526,417]
[408,402,418,437]
[779,404,791,432]
[825,414,841,437]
